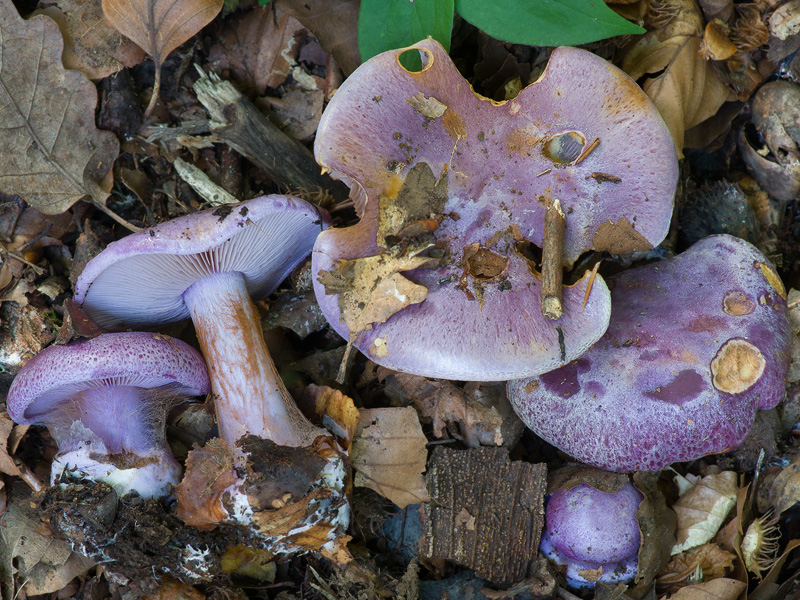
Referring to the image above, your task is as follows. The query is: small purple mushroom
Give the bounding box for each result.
[6,332,210,498]
[73,196,329,448]
[311,39,677,380]
[541,481,643,589]
[509,234,791,472]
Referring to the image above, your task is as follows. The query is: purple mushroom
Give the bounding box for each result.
[509,234,791,472]
[6,332,210,498]
[541,481,643,589]
[310,39,677,380]
[73,196,330,448]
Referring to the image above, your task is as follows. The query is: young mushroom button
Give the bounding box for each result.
[508,235,792,472]
[311,39,677,380]
[73,196,330,448]
[6,332,210,498]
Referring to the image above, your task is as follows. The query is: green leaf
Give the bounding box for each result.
[455,0,644,46]
[358,0,454,68]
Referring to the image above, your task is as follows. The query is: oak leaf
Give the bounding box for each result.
[0,0,119,215]
[352,407,430,508]
[37,0,145,79]
[102,0,222,114]
[622,0,729,155]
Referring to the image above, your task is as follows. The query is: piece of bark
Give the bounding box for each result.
[541,197,565,320]
[193,70,349,203]
[422,446,546,586]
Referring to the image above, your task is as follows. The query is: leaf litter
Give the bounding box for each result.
[1,0,800,597]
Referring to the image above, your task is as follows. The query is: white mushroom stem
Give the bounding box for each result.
[184,271,324,447]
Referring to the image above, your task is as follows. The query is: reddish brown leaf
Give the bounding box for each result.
[102,0,222,113]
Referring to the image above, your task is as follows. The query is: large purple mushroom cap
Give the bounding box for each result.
[312,39,677,380]
[541,482,643,589]
[73,195,329,330]
[509,234,791,472]
[7,332,210,497]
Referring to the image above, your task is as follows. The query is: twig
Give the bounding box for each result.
[174,158,239,206]
[0,242,45,275]
[91,200,142,232]
[541,198,565,320]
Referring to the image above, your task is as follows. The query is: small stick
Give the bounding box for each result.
[572,137,600,166]
[580,260,602,313]
[541,198,566,320]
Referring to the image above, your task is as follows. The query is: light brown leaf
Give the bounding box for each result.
[0,504,94,596]
[102,0,222,113]
[352,407,430,508]
[622,0,729,155]
[657,543,736,590]
[0,0,119,215]
[37,0,145,79]
[175,437,236,529]
[662,577,746,600]
[0,414,20,478]
[672,471,738,554]
[275,0,360,75]
[304,383,360,451]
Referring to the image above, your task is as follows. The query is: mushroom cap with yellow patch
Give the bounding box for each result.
[509,234,791,472]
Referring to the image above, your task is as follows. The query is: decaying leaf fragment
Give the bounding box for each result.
[0,0,119,215]
[351,407,430,508]
[671,471,738,555]
[662,577,746,599]
[102,0,223,114]
[175,437,237,529]
[657,543,736,592]
[622,0,728,155]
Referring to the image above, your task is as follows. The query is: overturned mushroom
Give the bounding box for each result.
[312,39,677,380]
[7,332,209,498]
[509,235,791,472]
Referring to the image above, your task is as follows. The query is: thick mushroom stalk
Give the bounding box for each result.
[73,196,330,449]
[311,39,678,380]
[184,271,321,446]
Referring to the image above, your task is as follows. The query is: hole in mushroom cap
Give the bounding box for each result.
[543,132,586,164]
[397,47,434,73]
[723,291,755,315]
[711,338,766,394]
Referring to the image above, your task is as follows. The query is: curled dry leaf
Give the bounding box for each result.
[175,437,237,529]
[671,471,738,555]
[622,0,728,155]
[102,0,223,114]
[351,407,430,508]
[37,0,145,79]
[662,577,746,600]
[303,383,360,451]
[657,543,736,593]
[275,0,361,75]
[0,0,119,215]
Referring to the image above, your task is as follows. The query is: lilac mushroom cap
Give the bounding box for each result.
[541,482,643,589]
[74,196,330,448]
[7,332,210,498]
[311,39,677,380]
[509,234,792,472]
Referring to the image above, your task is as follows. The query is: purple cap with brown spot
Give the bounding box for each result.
[311,39,677,380]
[508,234,791,472]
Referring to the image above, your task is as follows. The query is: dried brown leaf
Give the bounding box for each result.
[304,383,360,451]
[0,0,119,214]
[141,577,206,600]
[207,8,305,95]
[672,471,738,554]
[102,0,222,113]
[662,577,746,600]
[0,504,94,596]
[385,372,506,447]
[0,413,20,478]
[36,0,145,79]
[622,0,729,155]
[657,544,736,591]
[175,437,236,529]
[352,407,430,508]
[275,0,360,75]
